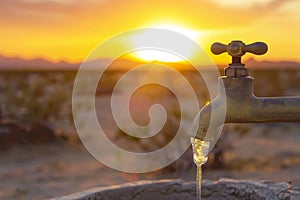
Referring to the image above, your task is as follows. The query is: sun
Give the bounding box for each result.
[131,24,201,63]
[134,49,184,62]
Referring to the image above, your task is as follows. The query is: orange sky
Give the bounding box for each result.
[0,0,300,64]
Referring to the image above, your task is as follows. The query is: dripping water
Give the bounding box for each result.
[191,138,210,200]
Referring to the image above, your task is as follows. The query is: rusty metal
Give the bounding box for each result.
[194,41,300,140]
[211,40,268,78]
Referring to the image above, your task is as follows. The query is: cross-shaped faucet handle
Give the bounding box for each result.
[211,40,268,64]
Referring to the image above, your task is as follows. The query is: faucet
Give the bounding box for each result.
[193,40,300,142]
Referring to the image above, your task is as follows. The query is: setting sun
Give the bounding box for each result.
[131,24,201,62]
[133,49,184,62]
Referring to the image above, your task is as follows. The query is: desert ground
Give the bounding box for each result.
[0,69,299,199]
[1,123,300,200]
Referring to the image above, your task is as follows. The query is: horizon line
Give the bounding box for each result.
[1,54,300,65]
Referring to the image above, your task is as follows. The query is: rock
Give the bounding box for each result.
[0,121,59,150]
[0,121,21,149]
[54,179,300,200]
[202,178,300,200]
[20,122,58,144]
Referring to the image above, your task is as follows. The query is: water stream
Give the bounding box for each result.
[191,138,210,200]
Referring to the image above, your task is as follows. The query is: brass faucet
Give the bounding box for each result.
[193,40,300,141]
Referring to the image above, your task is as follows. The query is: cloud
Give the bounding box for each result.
[22,0,73,3]
[21,0,103,4]
[0,0,106,26]
[208,0,270,7]
[0,0,298,33]
[207,0,289,8]
[192,0,298,30]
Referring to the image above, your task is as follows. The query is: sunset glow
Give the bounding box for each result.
[151,24,201,41]
[133,50,184,62]
[131,24,200,62]
[0,0,300,64]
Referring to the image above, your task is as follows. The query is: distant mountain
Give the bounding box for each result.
[0,55,79,70]
[0,55,299,70]
[0,55,185,71]
[0,55,142,71]
[245,58,300,69]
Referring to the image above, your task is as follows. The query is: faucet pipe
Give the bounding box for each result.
[194,76,300,140]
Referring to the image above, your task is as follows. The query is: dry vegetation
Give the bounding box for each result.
[0,68,299,199]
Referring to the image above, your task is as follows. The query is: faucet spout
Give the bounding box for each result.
[223,77,300,123]
[192,96,226,141]
[193,76,300,140]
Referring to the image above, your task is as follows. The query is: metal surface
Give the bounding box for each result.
[194,41,300,140]
[211,41,268,58]
[211,41,268,78]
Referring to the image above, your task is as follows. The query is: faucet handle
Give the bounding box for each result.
[211,42,228,55]
[211,40,268,77]
[244,42,268,56]
[211,40,268,63]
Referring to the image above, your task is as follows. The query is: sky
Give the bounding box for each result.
[0,0,300,64]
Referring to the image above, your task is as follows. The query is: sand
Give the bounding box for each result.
[1,123,300,200]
